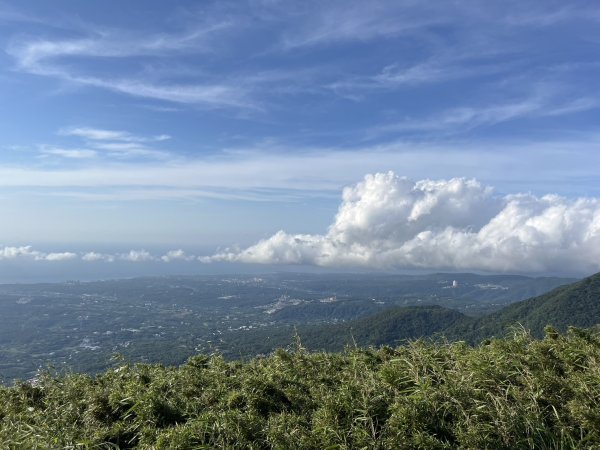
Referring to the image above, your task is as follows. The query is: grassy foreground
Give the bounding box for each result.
[1,327,600,449]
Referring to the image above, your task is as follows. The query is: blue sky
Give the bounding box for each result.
[1,0,600,279]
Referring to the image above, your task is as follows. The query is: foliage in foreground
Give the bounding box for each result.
[1,327,600,449]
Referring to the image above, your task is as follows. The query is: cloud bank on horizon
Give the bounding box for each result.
[3,172,599,274]
[0,246,193,264]
[2,172,599,274]
[204,172,600,274]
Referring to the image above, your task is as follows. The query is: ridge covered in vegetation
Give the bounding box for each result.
[222,272,600,355]
[2,327,600,449]
[449,271,600,342]
[220,305,471,357]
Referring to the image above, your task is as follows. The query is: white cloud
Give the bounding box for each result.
[88,78,252,109]
[119,250,156,262]
[277,1,600,51]
[7,34,255,109]
[366,93,600,139]
[329,58,514,96]
[53,127,171,160]
[82,252,115,262]
[41,148,97,159]
[5,133,600,199]
[161,249,194,262]
[205,172,600,274]
[8,20,231,67]
[59,127,142,142]
[42,252,77,261]
[0,246,76,261]
[87,142,170,159]
[0,246,40,260]
[0,247,202,263]
[279,1,442,49]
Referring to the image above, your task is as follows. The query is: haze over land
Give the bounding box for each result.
[1,0,600,280]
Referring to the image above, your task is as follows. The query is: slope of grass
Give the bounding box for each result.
[1,327,600,448]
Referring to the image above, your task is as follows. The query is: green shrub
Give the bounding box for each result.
[1,327,600,448]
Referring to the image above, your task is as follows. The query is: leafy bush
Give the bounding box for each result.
[1,327,600,448]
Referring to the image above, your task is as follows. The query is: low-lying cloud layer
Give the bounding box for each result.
[3,172,600,274]
[205,172,600,274]
[0,246,78,262]
[0,247,192,264]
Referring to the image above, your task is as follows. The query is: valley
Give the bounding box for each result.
[0,272,574,382]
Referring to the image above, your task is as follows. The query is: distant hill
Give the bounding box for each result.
[219,305,471,357]
[221,272,600,355]
[447,271,600,342]
[330,305,469,347]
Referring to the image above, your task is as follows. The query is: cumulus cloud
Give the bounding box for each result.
[205,172,600,274]
[161,249,194,262]
[0,246,77,261]
[119,249,156,262]
[42,252,78,261]
[0,246,40,260]
[1,247,199,263]
[81,252,115,262]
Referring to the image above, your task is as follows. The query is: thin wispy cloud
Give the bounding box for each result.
[272,0,452,50]
[6,25,256,109]
[44,187,298,203]
[43,127,172,161]
[59,127,170,143]
[505,4,600,27]
[40,148,97,159]
[91,78,254,109]
[4,131,600,200]
[328,57,518,98]
[367,92,600,138]
[9,22,231,64]
[13,62,255,109]
[4,0,599,113]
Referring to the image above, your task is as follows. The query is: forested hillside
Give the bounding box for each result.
[221,272,600,355]
[220,305,471,357]
[447,271,600,342]
[1,328,599,448]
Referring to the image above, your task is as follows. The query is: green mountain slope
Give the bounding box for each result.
[448,272,600,342]
[220,305,471,356]
[222,272,600,354]
[335,305,470,347]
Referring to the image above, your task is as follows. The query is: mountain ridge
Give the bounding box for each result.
[221,271,600,355]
